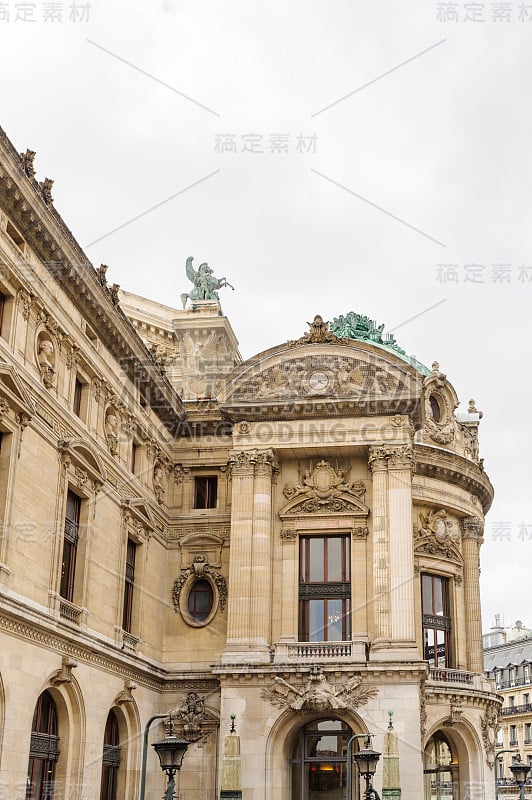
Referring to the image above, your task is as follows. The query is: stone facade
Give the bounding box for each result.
[484,624,532,792]
[0,125,500,800]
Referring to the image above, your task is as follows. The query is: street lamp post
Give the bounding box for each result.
[352,737,382,800]
[152,731,189,800]
[509,756,531,800]
[494,749,519,800]
[139,713,189,800]
[346,734,373,800]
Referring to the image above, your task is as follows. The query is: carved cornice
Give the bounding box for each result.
[0,126,186,432]
[413,444,493,514]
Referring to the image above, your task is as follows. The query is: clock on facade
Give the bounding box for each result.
[307,371,330,392]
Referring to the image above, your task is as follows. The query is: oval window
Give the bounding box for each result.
[429,395,441,422]
[187,579,214,622]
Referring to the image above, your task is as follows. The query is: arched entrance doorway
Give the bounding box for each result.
[291,718,354,800]
[25,690,60,800]
[424,731,458,800]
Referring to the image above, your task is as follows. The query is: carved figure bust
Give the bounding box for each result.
[37,336,56,388]
[153,464,165,503]
[104,409,119,455]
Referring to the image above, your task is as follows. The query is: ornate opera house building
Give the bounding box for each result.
[0,125,501,800]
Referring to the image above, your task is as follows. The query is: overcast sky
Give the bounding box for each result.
[1,0,531,633]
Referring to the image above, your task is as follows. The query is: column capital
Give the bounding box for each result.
[461,516,484,541]
[228,449,258,474]
[368,445,388,472]
[368,444,414,472]
[254,448,280,475]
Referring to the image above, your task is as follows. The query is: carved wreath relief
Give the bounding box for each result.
[172,554,227,626]
[262,666,378,714]
[282,460,366,514]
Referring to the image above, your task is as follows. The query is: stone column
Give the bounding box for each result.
[387,445,416,646]
[368,446,391,646]
[461,516,484,673]
[351,526,369,640]
[249,449,277,658]
[222,450,256,662]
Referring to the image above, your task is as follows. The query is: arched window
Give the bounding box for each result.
[424,731,458,800]
[100,710,121,800]
[429,395,441,422]
[291,718,353,800]
[26,691,59,800]
[188,579,214,622]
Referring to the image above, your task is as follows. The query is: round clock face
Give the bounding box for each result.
[308,371,330,391]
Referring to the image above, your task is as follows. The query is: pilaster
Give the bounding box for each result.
[249,449,278,657]
[368,446,391,648]
[222,450,257,663]
[387,445,416,648]
[461,515,484,673]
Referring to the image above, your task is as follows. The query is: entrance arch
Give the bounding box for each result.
[424,730,457,800]
[290,718,354,800]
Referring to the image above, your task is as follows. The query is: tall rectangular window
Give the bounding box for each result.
[194,476,217,509]
[299,536,351,642]
[421,574,452,668]
[73,379,83,417]
[60,491,80,602]
[510,725,518,745]
[122,539,136,633]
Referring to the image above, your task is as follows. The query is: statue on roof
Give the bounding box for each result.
[180,256,234,309]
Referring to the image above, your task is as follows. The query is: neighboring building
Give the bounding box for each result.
[484,618,532,786]
[0,124,501,800]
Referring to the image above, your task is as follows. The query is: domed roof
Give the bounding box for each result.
[217,314,426,422]
[329,311,430,376]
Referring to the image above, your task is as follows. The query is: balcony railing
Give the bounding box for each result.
[501,704,532,716]
[121,631,139,653]
[59,597,82,625]
[497,677,532,689]
[288,642,352,659]
[429,668,474,686]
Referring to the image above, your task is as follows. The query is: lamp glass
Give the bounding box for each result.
[352,746,381,777]
[509,761,530,785]
[152,736,189,771]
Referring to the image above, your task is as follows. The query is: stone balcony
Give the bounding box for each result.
[428,667,491,692]
[273,640,367,664]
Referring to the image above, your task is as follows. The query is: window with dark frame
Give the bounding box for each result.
[194,476,218,509]
[299,535,351,642]
[187,578,214,622]
[429,394,441,422]
[73,378,83,418]
[99,710,121,800]
[131,443,139,474]
[25,690,59,800]
[122,539,136,633]
[421,573,452,668]
[59,491,80,602]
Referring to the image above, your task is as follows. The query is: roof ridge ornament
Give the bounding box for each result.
[330,310,430,374]
[291,314,347,345]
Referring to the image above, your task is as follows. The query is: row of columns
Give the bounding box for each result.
[222,444,485,669]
